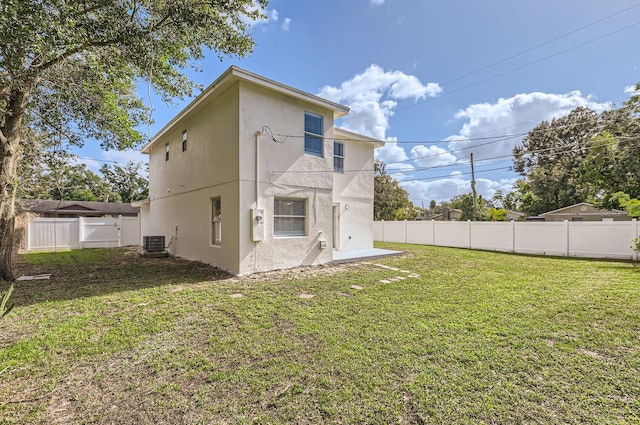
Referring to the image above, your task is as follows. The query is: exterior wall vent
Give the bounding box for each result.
[143,236,165,252]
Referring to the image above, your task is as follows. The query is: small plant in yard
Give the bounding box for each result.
[0,283,14,319]
[631,237,640,266]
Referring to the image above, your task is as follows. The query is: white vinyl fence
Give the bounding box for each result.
[374,219,640,261]
[26,216,141,252]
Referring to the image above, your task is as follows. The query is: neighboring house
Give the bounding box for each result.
[536,202,630,221]
[416,208,463,221]
[139,66,384,275]
[18,199,140,218]
[506,210,527,221]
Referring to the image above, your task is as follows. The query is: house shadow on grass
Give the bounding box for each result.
[12,247,233,307]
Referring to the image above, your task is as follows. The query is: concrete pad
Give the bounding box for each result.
[298,293,315,299]
[333,248,403,263]
[230,293,244,299]
[17,274,51,281]
[380,279,392,283]
[350,285,364,290]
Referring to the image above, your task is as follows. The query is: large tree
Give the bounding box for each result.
[100,161,148,203]
[449,193,489,221]
[0,0,265,279]
[512,104,640,215]
[374,160,417,221]
[513,107,599,215]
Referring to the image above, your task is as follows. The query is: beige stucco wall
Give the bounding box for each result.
[236,82,335,274]
[142,74,377,275]
[142,84,241,273]
[332,139,375,251]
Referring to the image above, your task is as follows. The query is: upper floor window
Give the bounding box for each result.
[182,130,188,152]
[165,143,170,161]
[333,141,344,173]
[304,112,323,157]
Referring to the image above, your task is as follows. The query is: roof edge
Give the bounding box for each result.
[142,66,350,154]
[333,127,385,147]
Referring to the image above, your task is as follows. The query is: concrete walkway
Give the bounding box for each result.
[332,248,403,263]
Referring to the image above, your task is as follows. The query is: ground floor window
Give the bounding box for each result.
[274,198,306,236]
[211,197,221,245]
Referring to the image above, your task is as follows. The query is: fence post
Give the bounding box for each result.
[634,218,639,262]
[26,219,31,252]
[78,216,85,248]
[468,220,472,249]
[432,219,436,246]
[118,215,123,247]
[404,220,408,244]
[565,220,570,257]
[381,220,385,242]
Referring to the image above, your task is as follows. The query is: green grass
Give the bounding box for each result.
[1,245,639,424]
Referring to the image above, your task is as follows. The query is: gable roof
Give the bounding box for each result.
[18,199,139,215]
[539,202,627,216]
[142,66,351,154]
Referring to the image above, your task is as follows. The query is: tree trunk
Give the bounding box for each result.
[0,140,20,281]
[0,85,31,281]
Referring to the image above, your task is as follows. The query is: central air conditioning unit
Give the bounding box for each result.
[143,236,165,252]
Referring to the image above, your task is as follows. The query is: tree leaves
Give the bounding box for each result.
[374,160,417,221]
[512,105,640,215]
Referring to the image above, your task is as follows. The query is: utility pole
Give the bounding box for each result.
[470,153,477,219]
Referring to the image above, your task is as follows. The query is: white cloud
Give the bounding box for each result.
[410,145,457,168]
[370,0,385,5]
[282,17,292,31]
[624,84,639,95]
[401,173,517,204]
[375,139,408,163]
[71,156,101,173]
[318,64,441,140]
[102,149,148,166]
[445,91,612,162]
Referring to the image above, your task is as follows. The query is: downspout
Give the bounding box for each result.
[253,131,261,272]
[255,131,261,209]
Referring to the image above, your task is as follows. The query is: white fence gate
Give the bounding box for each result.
[26,216,141,252]
[374,219,640,261]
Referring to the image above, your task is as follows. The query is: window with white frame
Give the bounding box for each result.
[333,141,344,173]
[304,112,323,157]
[165,143,170,161]
[211,197,221,245]
[182,130,187,152]
[274,198,306,236]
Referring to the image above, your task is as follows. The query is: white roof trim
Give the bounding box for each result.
[333,127,385,147]
[142,66,350,154]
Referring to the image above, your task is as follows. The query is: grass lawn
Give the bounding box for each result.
[1,244,639,424]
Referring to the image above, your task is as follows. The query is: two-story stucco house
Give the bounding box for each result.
[139,66,386,275]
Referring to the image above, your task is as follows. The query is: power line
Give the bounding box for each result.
[386,20,640,118]
[337,18,640,129]
[440,2,640,87]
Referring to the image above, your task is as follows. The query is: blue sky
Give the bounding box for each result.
[77,0,640,205]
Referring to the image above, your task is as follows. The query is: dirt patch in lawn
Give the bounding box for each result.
[12,247,232,307]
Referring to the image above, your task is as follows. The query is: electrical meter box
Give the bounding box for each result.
[251,209,265,241]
